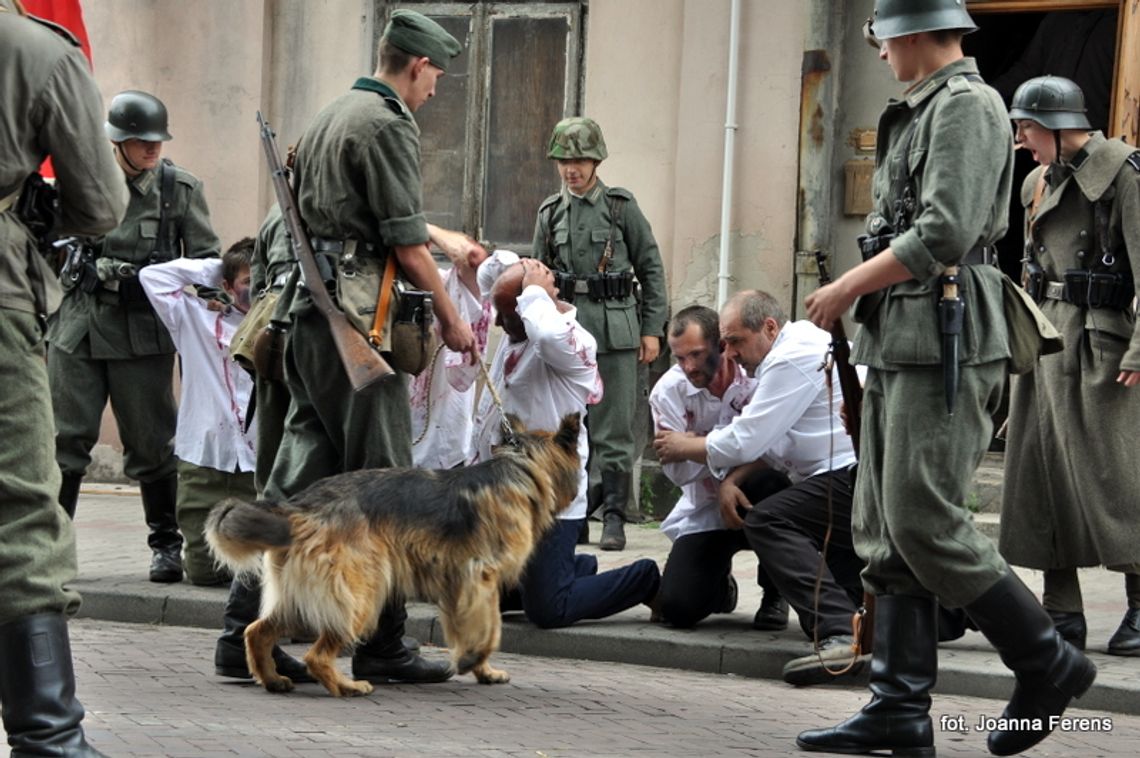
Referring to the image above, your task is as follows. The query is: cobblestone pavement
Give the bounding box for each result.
[7,619,1135,757]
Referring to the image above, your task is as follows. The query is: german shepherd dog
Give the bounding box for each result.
[205,413,581,697]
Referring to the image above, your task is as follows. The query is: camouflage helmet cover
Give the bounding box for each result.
[1009,76,1091,131]
[870,0,978,41]
[105,90,172,142]
[547,117,608,161]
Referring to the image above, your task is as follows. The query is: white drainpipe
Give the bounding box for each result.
[716,0,742,310]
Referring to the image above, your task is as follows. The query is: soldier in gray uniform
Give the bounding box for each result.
[0,0,127,753]
[213,203,314,684]
[801,2,1095,756]
[264,9,475,685]
[532,117,668,550]
[47,89,220,584]
[1001,76,1140,656]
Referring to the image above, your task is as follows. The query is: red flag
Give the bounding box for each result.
[23,1,93,179]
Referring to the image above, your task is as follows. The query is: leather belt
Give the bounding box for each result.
[960,245,997,267]
[310,237,376,255]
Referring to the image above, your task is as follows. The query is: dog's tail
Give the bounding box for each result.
[204,497,293,575]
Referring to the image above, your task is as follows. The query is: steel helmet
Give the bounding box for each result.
[105,90,172,142]
[1009,76,1091,131]
[547,117,608,161]
[869,0,978,41]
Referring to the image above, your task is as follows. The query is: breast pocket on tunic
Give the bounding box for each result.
[135,220,160,261]
[549,228,571,269]
[590,227,626,262]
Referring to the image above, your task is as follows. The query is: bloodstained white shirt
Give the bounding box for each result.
[140,258,256,473]
[409,267,492,469]
[650,362,756,541]
[705,320,857,483]
[472,285,603,520]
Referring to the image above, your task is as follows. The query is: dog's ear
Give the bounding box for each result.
[554,413,581,451]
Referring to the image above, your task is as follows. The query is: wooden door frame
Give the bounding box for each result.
[967,0,1139,144]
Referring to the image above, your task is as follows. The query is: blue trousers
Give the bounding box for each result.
[518,519,660,629]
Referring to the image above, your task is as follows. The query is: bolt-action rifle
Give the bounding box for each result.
[814,250,874,659]
[256,111,393,390]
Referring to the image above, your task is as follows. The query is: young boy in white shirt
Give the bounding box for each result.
[140,240,256,585]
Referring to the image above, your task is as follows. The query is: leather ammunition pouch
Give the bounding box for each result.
[553,270,634,303]
[1058,269,1135,310]
[857,231,895,261]
[1021,257,1045,303]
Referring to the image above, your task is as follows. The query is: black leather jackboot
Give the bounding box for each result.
[351,601,451,684]
[796,594,938,757]
[214,576,314,683]
[0,613,106,757]
[58,472,83,520]
[139,474,183,583]
[964,572,1096,756]
[598,470,630,551]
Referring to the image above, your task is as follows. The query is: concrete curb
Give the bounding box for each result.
[71,580,1140,718]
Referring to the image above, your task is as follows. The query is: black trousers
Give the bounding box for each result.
[657,469,790,628]
[743,466,864,639]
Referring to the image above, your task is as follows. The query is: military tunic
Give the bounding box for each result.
[1001,132,1140,570]
[850,58,1016,606]
[264,77,427,501]
[46,160,219,483]
[531,180,667,476]
[0,4,127,623]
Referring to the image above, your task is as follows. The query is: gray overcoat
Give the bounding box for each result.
[1000,132,1140,570]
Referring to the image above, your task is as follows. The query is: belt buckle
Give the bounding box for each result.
[574,279,589,295]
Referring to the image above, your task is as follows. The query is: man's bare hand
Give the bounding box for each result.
[653,429,700,464]
[639,335,660,365]
[440,319,476,359]
[427,224,487,270]
[805,280,854,331]
[717,480,751,530]
[1118,370,1140,387]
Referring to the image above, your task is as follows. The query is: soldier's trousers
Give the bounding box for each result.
[264,305,412,501]
[589,348,639,475]
[854,361,1010,607]
[47,337,176,483]
[0,311,81,624]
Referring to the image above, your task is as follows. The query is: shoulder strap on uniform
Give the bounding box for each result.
[26,13,82,46]
[1126,150,1140,173]
[155,158,176,261]
[537,194,561,266]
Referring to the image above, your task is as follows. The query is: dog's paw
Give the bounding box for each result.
[474,665,510,685]
[264,676,295,694]
[336,679,374,697]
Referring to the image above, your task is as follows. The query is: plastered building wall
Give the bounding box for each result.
[78,0,812,474]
